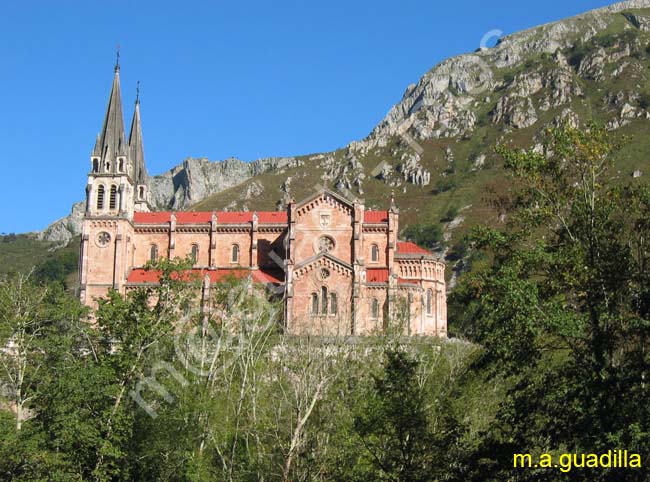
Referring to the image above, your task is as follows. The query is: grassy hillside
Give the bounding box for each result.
[10,5,650,290]
[0,233,79,289]
[191,8,650,272]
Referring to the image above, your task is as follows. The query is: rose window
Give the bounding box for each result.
[318,236,334,253]
[97,231,111,247]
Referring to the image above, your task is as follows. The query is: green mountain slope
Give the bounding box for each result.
[12,1,650,289]
[190,2,650,281]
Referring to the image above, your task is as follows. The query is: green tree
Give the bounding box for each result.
[353,348,454,482]
[0,273,88,480]
[403,223,443,250]
[453,124,650,481]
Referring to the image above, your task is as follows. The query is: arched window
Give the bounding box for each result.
[371,244,379,262]
[150,244,158,263]
[231,244,239,263]
[330,292,337,315]
[371,298,379,319]
[109,185,118,210]
[191,244,199,264]
[311,293,319,315]
[320,286,328,315]
[105,161,111,172]
[138,186,144,200]
[96,185,105,210]
[426,289,433,315]
[92,159,99,173]
[117,158,124,172]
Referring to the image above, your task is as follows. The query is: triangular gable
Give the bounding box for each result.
[295,188,354,218]
[293,252,353,280]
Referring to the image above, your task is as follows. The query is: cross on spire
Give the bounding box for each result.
[115,44,120,72]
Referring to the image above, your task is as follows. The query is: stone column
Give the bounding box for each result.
[113,227,123,290]
[79,224,89,303]
[284,258,294,333]
[352,260,362,335]
[118,183,126,215]
[209,212,217,269]
[353,200,364,264]
[250,212,258,269]
[387,207,398,271]
[169,213,176,259]
[85,184,92,215]
[288,198,296,264]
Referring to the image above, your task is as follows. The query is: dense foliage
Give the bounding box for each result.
[453,124,650,481]
[1,125,648,481]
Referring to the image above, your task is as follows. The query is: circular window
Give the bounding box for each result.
[96,231,111,247]
[316,236,335,254]
[320,268,330,280]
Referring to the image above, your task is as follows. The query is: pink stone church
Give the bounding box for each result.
[79,64,447,336]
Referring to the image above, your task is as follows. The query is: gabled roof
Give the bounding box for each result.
[363,210,388,223]
[294,251,353,272]
[295,188,355,210]
[366,268,389,283]
[396,241,431,255]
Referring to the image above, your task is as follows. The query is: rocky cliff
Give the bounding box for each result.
[39,156,304,243]
[42,0,650,249]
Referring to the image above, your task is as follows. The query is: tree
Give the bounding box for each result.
[402,223,443,250]
[0,272,85,432]
[353,348,443,482]
[453,124,650,481]
[0,273,88,480]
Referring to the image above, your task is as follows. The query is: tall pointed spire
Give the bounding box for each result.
[128,81,147,185]
[93,63,127,164]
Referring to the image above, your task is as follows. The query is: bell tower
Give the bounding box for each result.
[79,56,150,308]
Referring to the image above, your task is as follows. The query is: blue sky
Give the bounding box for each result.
[0,0,615,233]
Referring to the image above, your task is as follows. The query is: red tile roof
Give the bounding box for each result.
[397,277,418,285]
[133,211,288,225]
[366,268,389,283]
[363,210,388,223]
[126,269,203,283]
[175,212,213,223]
[126,268,284,285]
[133,212,173,224]
[127,269,162,283]
[396,241,431,255]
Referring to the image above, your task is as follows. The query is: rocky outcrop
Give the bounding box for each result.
[150,156,303,210]
[40,156,303,244]
[491,96,538,129]
[623,12,650,31]
[399,153,430,186]
[38,201,85,244]
[39,0,650,246]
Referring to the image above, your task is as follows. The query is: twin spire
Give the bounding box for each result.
[128,81,147,185]
[92,58,147,185]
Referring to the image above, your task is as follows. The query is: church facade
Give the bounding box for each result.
[79,65,447,336]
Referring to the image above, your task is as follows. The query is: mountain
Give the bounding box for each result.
[39,0,650,273]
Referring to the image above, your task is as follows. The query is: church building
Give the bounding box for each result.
[79,64,447,336]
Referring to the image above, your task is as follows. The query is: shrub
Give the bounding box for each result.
[403,223,443,249]
[433,178,456,194]
[638,92,650,110]
[442,205,459,222]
